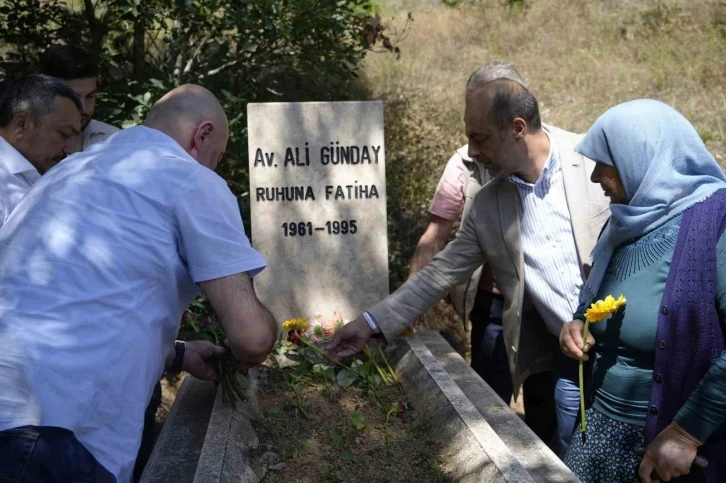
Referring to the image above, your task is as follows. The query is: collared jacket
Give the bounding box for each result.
[370,125,610,394]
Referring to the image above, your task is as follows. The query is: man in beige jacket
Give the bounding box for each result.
[329,70,610,454]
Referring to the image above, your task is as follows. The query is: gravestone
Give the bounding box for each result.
[247,101,389,323]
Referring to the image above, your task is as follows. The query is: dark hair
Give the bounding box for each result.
[0,74,83,127]
[486,78,542,132]
[40,44,98,80]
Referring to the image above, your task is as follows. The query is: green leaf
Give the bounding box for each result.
[328,427,345,447]
[149,78,166,90]
[351,411,366,430]
[366,373,382,388]
[313,363,335,382]
[358,360,373,376]
[235,373,250,391]
[336,368,358,387]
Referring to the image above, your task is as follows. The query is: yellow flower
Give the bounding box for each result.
[282,317,309,332]
[584,294,626,323]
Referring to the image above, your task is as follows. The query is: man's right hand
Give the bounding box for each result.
[327,316,374,360]
[560,319,595,360]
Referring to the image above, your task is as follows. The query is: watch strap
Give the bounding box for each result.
[170,340,186,373]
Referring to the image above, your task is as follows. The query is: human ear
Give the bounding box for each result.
[193,121,214,150]
[512,117,527,140]
[11,112,31,140]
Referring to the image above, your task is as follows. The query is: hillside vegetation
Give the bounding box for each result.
[367,0,726,345]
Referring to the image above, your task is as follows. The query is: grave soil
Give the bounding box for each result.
[251,366,452,483]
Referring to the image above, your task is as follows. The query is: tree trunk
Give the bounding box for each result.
[82,0,102,55]
[132,12,145,88]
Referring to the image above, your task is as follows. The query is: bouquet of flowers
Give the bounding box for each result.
[178,306,250,409]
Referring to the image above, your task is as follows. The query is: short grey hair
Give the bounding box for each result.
[466,61,527,94]
[0,74,82,127]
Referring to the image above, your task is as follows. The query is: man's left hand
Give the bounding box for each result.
[179,340,227,382]
[327,316,374,360]
[639,422,702,482]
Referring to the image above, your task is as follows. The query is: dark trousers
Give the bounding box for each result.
[469,290,559,448]
[133,381,162,482]
[0,426,115,483]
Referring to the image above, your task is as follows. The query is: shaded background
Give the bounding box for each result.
[1,0,725,356]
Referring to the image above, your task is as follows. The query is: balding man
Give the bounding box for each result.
[330,69,610,455]
[0,85,277,482]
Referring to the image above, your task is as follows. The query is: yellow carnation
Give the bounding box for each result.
[282,317,309,332]
[584,294,626,323]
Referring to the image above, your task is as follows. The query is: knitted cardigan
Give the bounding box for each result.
[646,188,726,482]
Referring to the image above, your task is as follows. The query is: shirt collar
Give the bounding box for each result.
[0,136,40,176]
[106,125,193,160]
[509,128,558,188]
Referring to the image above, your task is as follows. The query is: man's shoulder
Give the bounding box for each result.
[473,173,506,200]
[454,145,470,162]
[543,123,584,146]
[87,119,120,136]
[83,119,121,149]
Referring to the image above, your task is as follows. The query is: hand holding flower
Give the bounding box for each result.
[572,294,626,433]
[560,320,596,361]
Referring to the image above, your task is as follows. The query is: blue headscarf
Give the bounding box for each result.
[577,99,726,304]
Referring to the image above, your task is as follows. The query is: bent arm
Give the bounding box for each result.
[370,205,487,341]
[200,272,278,366]
[672,231,726,442]
[408,215,455,278]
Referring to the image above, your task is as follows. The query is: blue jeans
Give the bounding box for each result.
[0,426,115,483]
[554,352,580,456]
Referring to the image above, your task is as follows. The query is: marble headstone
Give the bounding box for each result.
[247,101,389,324]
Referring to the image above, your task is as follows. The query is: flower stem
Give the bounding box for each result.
[378,344,401,386]
[579,320,591,433]
[364,345,391,385]
[298,335,349,370]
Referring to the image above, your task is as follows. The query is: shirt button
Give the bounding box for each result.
[657,340,666,350]
[649,405,659,415]
[654,374,663,383]
[661,305,669,315]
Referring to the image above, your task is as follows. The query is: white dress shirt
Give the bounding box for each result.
[0,126,266,482]
[0,136,40,226]
[509,131,583,336]
[83,119,120,149]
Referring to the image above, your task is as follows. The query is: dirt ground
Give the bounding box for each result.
[250,366,451,483]
[154,306,525,436]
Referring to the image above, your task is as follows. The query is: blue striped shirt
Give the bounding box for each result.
[509,134,583,336]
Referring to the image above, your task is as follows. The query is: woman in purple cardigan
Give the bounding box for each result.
[559,99,726,483]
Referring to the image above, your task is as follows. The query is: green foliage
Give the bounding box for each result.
[327,427,346,448]
[383,95,462,289]
[336,367,359,387]
[350,411,366,430]
[0,0,392,232]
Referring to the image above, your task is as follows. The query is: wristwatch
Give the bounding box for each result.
[170,340,186,373]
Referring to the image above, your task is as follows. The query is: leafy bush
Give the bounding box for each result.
[0,0,394,232]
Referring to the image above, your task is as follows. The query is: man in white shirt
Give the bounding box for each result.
[0,84,278,483]
[41,44,120,149]
[0,74,82,226]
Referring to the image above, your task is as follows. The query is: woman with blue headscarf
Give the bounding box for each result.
[559,99,726,482]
